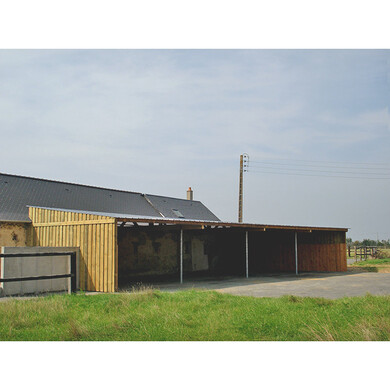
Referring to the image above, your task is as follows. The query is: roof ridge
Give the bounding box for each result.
[145,193,202,203]
[0,172,186,199]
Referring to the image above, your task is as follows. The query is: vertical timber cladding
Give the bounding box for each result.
[28,207,118,292]
[247,229,347,273]
[297,230,347,272]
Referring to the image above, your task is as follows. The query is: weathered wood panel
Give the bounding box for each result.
[28,207,117,292]
[296,231,347,272]
[247,230,346,273]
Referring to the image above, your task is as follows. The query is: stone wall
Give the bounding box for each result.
[117,227,214,284]
[0,222,32,247]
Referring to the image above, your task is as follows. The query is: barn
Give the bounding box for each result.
[1,173,347,292]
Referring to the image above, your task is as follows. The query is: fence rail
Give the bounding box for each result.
[347,246,378,262]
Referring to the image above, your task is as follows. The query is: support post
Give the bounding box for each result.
[245,231,249,278]
[70,252,77,293]
[295,231,298,276]
[180,228,183,284]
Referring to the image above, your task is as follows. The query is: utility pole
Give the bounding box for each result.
[238,153,249,222]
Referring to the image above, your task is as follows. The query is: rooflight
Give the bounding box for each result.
[172,209,184,218]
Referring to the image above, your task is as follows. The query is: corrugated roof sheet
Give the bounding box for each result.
[28,206,348,232]
[0,173,220,222]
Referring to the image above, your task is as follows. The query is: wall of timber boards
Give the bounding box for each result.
[248,230,347,273]
[29,207,117,292]
[206,229,346,274]
[297,230,347,272]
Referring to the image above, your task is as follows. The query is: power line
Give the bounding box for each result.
[247,164,390,176]
[249,158,390,166]
[249,160,390,171]
[246,168,390,180]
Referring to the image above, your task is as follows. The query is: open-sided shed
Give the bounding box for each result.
[28,206,348,293]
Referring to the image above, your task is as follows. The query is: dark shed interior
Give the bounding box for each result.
[117,223,347,287]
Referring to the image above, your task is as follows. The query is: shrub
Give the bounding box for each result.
[374,249,390,259]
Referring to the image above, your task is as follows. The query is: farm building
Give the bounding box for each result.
[0,173,347,292]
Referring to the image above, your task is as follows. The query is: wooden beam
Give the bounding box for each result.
[33,219,115,227]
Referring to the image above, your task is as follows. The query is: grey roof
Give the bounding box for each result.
[145,194,220,221]
[0,173,220,223]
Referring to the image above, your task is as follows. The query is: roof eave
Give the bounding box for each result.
[115,217,348,232]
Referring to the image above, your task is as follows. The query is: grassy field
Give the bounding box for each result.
[1,290,390,341]
[351,258,390,266]
[349,258,390,272]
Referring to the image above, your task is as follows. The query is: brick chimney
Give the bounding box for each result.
[187,187,193,200]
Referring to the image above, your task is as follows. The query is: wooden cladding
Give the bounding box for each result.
[245,230,347,273]
[297,231,347,272]
[29,207,117,292]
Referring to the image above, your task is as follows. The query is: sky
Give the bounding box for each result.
[0,49,389,240]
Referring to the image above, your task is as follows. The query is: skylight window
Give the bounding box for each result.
[172,209,184,218]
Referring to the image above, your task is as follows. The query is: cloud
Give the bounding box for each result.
[0,50,389,239]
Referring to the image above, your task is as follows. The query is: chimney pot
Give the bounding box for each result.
[187,187,193,201]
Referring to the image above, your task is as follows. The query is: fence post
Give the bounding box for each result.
[70,252,77,292]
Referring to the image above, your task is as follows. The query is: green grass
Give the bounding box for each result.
[1,290,390,341]
[349,258,390,272]
[351,258,390,266]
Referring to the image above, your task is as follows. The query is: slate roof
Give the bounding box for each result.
[145,194,220,221]
[0,173,220,223]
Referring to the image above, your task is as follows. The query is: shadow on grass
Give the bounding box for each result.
[358,267,378,273]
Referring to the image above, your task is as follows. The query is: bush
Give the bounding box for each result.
[374,249,390,259]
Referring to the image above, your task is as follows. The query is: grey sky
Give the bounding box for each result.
[0,50,389,240]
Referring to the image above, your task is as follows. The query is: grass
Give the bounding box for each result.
[349,258,390,272]
[350,258,390,266]
[1,289,390,341]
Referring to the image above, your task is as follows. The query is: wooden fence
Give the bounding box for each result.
[29,207,118,292]
[347,246,378,261]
